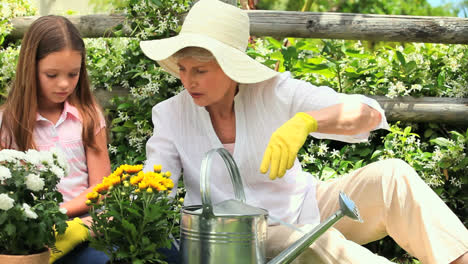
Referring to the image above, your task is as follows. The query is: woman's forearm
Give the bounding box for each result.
[306,102,382,135]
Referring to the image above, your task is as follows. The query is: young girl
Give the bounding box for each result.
[0,15,111,263]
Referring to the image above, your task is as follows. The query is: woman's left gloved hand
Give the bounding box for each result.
[49,217,89,263]
[260,112,318,180]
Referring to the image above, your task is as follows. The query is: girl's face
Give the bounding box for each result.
[37,49,81,110]
[177,57,237,107]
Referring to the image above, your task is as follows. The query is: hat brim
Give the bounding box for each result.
[140,33,279,84]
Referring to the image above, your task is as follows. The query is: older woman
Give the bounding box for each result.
[140,0,468,263]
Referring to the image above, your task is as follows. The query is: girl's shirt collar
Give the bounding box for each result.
[36,101,81,123]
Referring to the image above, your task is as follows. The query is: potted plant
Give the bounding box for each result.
[0,149,69,263]
[86,164,179,264]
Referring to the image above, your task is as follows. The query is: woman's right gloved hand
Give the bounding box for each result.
[260,112,318,180]
[49,217,89,263]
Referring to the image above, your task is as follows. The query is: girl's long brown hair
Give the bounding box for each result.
[0,15,103,151]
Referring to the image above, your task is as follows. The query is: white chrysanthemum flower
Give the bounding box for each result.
[0,166,12,183]
[50,165,65,179]
[0,149,26,163]
[25,174,45,192]
[49,148,69,175]
[22,203,38,219]
[59,208,68,215]
[25,149,42,165]
[39,150,55,166]
[0,193,14,211]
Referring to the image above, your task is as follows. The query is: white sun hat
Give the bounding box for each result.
[139,0,279,84]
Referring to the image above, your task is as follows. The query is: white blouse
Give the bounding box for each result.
[144,72,389,225]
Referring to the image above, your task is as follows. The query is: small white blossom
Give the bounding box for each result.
[0,193,14,211]
[317,143,329,157]
[0,166,12,183]
[330,150,340,158]
[25,174,45,192]
[22,203,38,219]
[108,145,118,155]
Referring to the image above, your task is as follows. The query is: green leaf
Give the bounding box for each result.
[424,129,433,138]
[111,126,128,132]
[404,61,417,73]
[396,51,406,65]
[357,148,372,157]
[5,223,16,236]
[269,51,283,61]
[122,219,138,237]
[371,150,383,160]
[403,126,412,134]
[123,121,136,128]
[430,137,453,147]
[437,71,446,87]
[150,0,162,7]
[0,213,7,224]
[266,37,283,49]
[117,103,133,110]
[345,49,370,59]
[354,160,364,169]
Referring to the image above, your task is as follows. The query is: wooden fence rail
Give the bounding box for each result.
[9,12,468,44]
[93,87,468,124]
[8,13,468,124]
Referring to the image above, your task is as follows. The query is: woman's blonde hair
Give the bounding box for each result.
[0,15,104,151]
[173,47,216,63]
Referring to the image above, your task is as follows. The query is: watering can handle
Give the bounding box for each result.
[200,148,246,217]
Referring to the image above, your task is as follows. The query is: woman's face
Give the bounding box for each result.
[177,57,237,107]
[37,48,81,110]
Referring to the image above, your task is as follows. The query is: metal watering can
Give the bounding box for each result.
[180,148,362,264]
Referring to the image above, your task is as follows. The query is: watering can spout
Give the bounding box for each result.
[268,191,363,264]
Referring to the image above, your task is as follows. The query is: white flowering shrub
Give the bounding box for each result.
[0,0,36,46]
[299,123,468,227]
[249,38,468,98]
[0,0,35,95]
[0,149,69,255]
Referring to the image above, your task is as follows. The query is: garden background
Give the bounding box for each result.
[1,0,467,263]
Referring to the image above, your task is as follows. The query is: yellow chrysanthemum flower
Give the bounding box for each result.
[123,164,143,174]
[153,164,162,172]
[130,173,144,185]
[94,182,110,194]
[86,191,99,200]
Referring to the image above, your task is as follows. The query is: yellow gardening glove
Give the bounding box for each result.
[260,112,318,180]
[49,217,90,263]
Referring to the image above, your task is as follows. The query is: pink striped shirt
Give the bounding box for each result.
[33,101,105,202]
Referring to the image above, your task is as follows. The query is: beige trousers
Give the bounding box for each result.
[267,159,468,264]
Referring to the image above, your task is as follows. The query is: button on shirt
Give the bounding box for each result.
[144,72,389,225]
[34,102,105,203]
